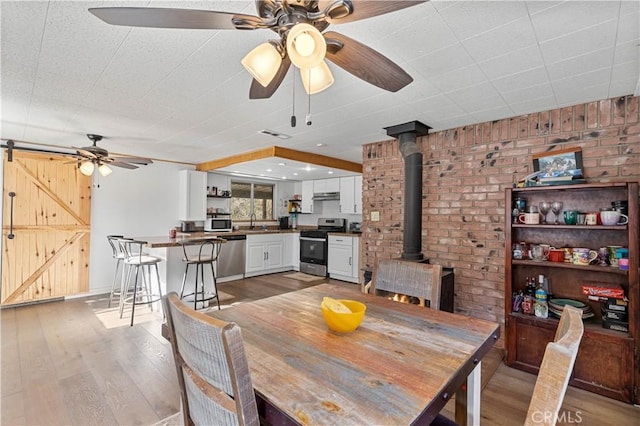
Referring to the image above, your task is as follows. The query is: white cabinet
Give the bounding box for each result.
[284,233,300,271]
[339,176,363,214]
[179,170,206,221]
[301,180,314,213]
[328,235,359,283]
[314,178,339,193]
[245,234,286,277]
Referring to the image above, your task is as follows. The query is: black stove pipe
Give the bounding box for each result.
[384,121,432,261]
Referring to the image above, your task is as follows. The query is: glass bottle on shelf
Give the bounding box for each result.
[534,275,548,319]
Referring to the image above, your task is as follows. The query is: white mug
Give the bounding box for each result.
[600,210,628,226]
[518,213,540,225]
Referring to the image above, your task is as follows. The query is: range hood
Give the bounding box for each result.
[312,192,340,201]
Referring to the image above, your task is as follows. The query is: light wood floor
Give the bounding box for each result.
[2,273,638,425]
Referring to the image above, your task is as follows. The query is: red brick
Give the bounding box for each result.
[599,99,612,127]
[613,96,626,125]
[627,96,639,124]
[550,109,561,134]
[587,101,599,128]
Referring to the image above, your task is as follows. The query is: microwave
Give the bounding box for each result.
[204,218,233,232]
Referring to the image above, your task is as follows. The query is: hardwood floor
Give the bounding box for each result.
[2,273,638,425]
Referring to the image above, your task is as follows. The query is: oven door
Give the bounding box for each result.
[300,236,327,265]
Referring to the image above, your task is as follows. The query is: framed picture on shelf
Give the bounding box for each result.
[532,147,584,184]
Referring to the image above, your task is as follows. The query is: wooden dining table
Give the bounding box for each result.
[207,283,500,425]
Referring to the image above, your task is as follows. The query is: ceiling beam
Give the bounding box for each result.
[196,146,362,173]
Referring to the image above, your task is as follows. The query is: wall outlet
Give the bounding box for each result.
[371,211,380,221]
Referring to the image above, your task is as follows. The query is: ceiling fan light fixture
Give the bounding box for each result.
[242,42,283,87]
[301,61,334,95]
[98,163,113,177]
[286,23,326,69]
[80,161,95,176]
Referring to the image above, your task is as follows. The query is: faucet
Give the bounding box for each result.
[250,213,256,230]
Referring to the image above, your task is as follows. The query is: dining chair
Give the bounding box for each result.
[178,238,226,310]
[524,305,584,426]
[163,292,259,426]
[370,259,443,309]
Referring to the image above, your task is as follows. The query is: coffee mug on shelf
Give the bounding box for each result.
[548,249,565,263]
[607,245,622,267]
[600,210,629,226]
[518,212,540,225]
[576,213,586,225]
[539,244,553,260]
[561,247,573,263]
[530,245,544,261]
[563,210,578,225]
[585,212,598,225]
[572,248,598,265]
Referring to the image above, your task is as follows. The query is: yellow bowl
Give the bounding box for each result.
[321,299,366,333]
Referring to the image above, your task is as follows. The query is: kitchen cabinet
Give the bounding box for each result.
[301,180,314,213]
[179,170,207,221]
[339,176,363,214]
[245,234,286,277]
[328,235,359,283]
[314,178,339,193]
[505,182,638,403]
[284,233,300,271]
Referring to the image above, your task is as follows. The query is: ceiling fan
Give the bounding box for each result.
[72,134,153,176]
[88,0,425,99]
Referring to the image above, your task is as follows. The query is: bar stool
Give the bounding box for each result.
[107,235,125,308]
[178,238,226,310]
[118,239,164,326]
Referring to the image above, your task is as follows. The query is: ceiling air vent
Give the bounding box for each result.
[258,129,291,140]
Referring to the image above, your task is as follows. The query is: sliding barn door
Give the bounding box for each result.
[2,150,91,305]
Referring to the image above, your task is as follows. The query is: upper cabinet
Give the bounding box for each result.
[301,180,314,213]
[178,170,207,221]
[339,176,363,214]
[314,178,339,193]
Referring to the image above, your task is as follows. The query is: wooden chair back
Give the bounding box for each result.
[371,259,443,309]
[525,305,584,426]
[163,292,259,426]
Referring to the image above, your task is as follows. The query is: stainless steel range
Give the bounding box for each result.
[299,218,347,277]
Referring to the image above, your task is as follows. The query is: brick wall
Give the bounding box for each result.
[361,95,640,327]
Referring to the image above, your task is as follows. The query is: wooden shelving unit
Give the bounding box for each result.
[504,182,638,404]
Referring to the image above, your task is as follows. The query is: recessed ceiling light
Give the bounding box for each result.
[281,176,286,179]
[327,171,334,174]
[266,169,272,172]
[317,143,326,147]
[293,172,298,176]
[305,166,312,171]
[278,162,286,166]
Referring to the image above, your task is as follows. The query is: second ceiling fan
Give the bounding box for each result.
[89,0,425,99]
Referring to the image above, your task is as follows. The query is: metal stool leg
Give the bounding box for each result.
[108,257,122,308]
[130,266,140,327]
[210,259,220,310]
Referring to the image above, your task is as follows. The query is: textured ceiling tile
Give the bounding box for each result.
[539,19,618,64]
[462,16,538,62]
[477,45,545,80]
[530,1,621,43]
[436,1,529,41]
[547,48,615,81]
[491,66,549,93]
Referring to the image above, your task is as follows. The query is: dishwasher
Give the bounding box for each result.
[217,234,246,279]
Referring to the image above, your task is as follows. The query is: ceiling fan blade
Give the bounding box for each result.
[74,147,98,159]
[249,56,291,99]
[88,7,264,30]
[324,31,412,92]
[109,155,154,164]
[319,0,427,24]
[109,162,139,170]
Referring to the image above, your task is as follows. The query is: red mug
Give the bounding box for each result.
[548,249,564,262]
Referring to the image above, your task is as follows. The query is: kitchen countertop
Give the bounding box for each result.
[137,229,361,248]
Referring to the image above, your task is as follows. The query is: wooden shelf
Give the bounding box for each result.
[207,195,231,199]
[512,224,627,230]
[509,312,631,339]
[512,259,629,275]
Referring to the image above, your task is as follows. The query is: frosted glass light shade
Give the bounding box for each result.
[286,23,326,69]
[98,164,113,176]
[241,43,282,87]
[301,61,334,95]
[79,161,94,176]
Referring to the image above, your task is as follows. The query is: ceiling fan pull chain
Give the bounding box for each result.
[306,68,312,126]
[291,68,296,127]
